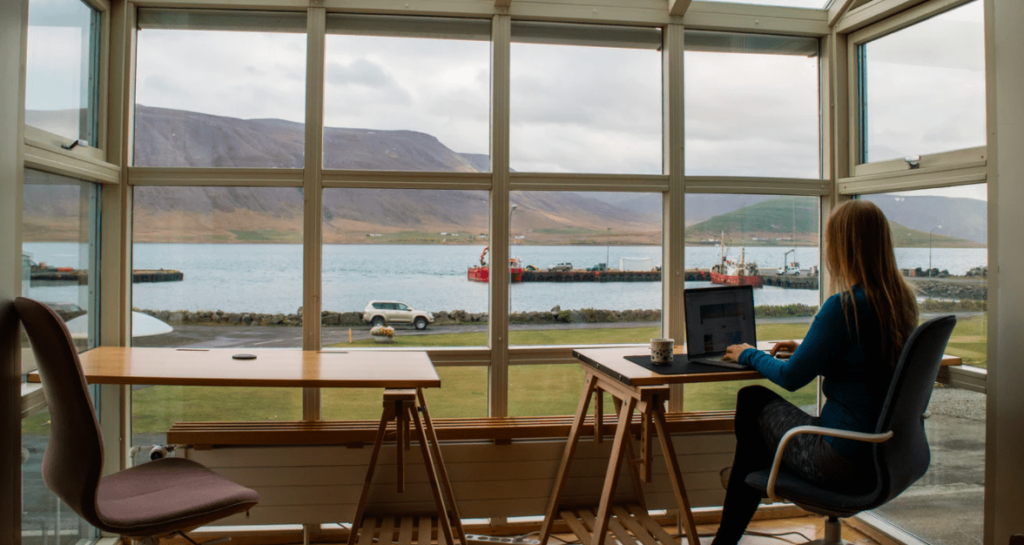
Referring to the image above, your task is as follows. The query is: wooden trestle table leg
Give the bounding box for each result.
[650,401,699,543]
[416,388,467,545]
[591,395,637,545]
[408,401,456,545]
[347,405,393,545]
[539,373,600,545]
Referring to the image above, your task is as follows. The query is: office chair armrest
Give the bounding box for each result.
[766,425,894,501]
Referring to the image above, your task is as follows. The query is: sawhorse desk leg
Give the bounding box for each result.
[347,389,466,545]
[540,374,700,545]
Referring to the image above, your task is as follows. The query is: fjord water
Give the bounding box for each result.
[24,242,986,314]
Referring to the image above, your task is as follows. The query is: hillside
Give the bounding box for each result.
[22,106,988,247]
[685,196,982,248]
[686,196,819,244]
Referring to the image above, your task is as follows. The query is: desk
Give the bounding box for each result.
[29,347,464,545]
[539,344,964,545]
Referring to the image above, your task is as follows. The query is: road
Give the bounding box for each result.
[129,312,981,349]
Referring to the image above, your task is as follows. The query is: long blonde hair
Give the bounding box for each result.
[825,200,919,366]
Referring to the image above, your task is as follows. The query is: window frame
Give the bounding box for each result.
[23,0,110,164]
[119,8,831,421]
[845,0,982,178]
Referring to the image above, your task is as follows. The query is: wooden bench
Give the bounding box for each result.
[167,411,736,449]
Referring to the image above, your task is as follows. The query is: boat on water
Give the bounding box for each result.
[468,246,524,283]
[711,236,764,288]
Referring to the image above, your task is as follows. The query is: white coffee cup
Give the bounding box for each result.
[650,338,674,364]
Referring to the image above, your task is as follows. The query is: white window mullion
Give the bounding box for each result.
[489,13,511,418]
[303,6,326,420]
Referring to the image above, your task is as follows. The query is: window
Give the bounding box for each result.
[511,23,662,174]
[23,407,96,544]
[320,188,490,419]
[858,0,985,163]
[508,190,662,416]
[21,168,100,544]
[131,186,304,446]
[323,15,490,171]
[685,32,820,178]
[25,0,101,144]
[861,185,988,368]
[134,9,307,168]
[682,194,820,411]
[21,169,99,361]
[861,184,987,544]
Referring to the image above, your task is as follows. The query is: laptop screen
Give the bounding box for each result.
[684,285,757,356]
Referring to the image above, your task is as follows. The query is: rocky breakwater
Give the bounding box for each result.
[910,279,987,301]
[134,306,664,326]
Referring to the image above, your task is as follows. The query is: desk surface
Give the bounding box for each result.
[574,343,964,387]
[27,347,441,388]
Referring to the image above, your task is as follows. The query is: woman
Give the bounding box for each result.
[712,199,919,545]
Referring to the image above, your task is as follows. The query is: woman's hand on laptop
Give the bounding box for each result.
[723,343,755,363]
[770,340,798,358]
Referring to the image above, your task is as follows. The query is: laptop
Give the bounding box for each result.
[681,285,757,370]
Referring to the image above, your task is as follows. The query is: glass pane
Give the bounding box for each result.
[860,0,985,163]
[507,191,662,416]
[685,31,820,178]
[682,194,821,411]
[25,0,100,143]
[23,408,94,544]
[320,188,489,349]
[507,191,663,347]
[861,184,988,369]
[320,367,487,420]
[323,16,490,171]
[22,169,99,370]
[511,23,662,174]
[134,10,307,167]
[869,386,985,545]
[131,186,303,446]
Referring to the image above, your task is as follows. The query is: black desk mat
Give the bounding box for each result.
[624,355,750,375]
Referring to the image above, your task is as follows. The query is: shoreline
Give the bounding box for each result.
[123,299,984,328]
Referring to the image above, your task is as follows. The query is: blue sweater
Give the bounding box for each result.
[739,285,892,459]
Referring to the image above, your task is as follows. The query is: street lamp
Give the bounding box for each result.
[928,225,942,278]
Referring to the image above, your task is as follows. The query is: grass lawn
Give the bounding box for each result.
[29,316,977,436]
[116,323,817,434]
[944,314,988,368]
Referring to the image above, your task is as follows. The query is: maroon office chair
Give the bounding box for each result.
[15,297,259,544]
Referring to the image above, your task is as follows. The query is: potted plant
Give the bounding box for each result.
[370,325,395,343]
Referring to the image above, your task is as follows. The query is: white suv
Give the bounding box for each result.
[362,301,435,330]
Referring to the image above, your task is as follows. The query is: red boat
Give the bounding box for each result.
[468,247,524,283]
[710,239,764,288]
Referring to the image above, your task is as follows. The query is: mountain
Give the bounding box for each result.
[23,106,988,248]
[862,193,987,244]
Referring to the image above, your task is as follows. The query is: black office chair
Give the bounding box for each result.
[743,315,957,545]
[15,297,260,545]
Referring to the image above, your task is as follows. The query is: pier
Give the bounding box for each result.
[517,267,819,288]
[30,268,184,285]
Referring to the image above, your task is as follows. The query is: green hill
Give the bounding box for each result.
[686,196,982,248]
[686,197,819,245]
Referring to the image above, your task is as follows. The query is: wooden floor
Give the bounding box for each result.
[152,515,880,545]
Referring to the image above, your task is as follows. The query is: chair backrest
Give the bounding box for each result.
[14,297,105,528]
[872,314,957,506]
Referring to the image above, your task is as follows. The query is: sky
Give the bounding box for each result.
[26,0,987,202]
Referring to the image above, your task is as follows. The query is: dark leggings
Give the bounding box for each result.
[711,386,871,545]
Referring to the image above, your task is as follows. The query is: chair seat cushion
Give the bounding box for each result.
[96,457,259,537]
[745,468,880,518]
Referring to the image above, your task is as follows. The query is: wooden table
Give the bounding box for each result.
[29,347,465,545]
[539,344,964,545]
